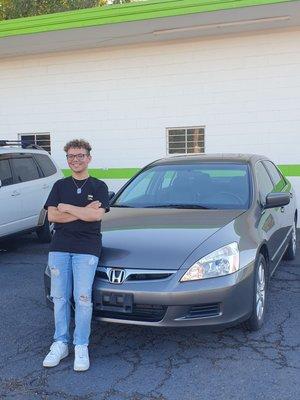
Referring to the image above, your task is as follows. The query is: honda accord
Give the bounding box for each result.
[44,154,297,331]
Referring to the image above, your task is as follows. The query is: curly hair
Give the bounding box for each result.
[64,139,92,155]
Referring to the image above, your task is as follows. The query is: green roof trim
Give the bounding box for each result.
[0,0,297,39]
[61,164,300,179]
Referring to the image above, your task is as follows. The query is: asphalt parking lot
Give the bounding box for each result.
[0,235,299,400]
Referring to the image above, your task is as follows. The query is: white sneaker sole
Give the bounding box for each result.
[74,363,90,372]
[43,351,69,368]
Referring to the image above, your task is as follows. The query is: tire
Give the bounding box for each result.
[283,220,297,261]
[244,254,267,332]
[36,214,54,243]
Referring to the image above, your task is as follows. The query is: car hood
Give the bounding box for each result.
[100,208,244,270]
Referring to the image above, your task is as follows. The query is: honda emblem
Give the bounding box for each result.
[109,268,125,284]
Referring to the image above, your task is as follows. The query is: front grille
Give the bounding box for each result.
[96,267,176,283]
[185,303,221,318]
[127,273,173,281]
[96,270,107,280]
[94,303,167,322]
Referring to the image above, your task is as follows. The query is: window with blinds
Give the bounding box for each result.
[18,133,51,154]
[167,127,205,155]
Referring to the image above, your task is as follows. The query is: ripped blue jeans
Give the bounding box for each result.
[48,252,99,346]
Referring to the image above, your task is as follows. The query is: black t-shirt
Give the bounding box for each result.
[44,176,109,257]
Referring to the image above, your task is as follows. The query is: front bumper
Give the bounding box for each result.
[44,260,255,328]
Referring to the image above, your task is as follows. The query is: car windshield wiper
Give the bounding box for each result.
[144,204,216,209]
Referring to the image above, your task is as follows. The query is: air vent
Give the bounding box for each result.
[94,304,167,322]
[186,303,221,318]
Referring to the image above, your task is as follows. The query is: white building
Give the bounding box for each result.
[0,0,299,198]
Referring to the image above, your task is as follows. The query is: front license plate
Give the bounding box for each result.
[100,292,133,313]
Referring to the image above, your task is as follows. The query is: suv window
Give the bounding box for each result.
[263,161,286,192]
[0,157,13,186]
[255,162,274,202]
[34,154,57,177]
[11,155,40,183]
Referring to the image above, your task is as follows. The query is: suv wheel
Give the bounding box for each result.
[36,214,53,243]
[244,254,267,331]
[283,220,297,261]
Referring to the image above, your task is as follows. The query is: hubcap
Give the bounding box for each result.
[292,222,297,255]
[256,263,265,320]
[49,222,55,236]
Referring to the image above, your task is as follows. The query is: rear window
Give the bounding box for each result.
[0,158,13,186]
[34,154,57,177]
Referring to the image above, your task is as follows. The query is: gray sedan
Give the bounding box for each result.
[45,154,297,331]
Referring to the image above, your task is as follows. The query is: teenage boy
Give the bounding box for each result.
[43,139,109,371]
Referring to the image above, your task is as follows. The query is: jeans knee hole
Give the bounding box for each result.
[50,267,60,277]
[88,257,96,266]
[78,295,91,306]
[52,296,65,302]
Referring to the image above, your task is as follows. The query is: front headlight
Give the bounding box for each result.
[180,242,239,282]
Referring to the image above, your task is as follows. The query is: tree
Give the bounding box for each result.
[0,0,133,20]
[108,0,132,3]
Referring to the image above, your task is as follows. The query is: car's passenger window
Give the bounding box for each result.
[11,156,40,183]
[263,161,286,192]
[34,154,57,177]
[255,162,274,202]
[0,158,13,186]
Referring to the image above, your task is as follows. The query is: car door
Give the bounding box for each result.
[10,153,43,231]
[0,154,23,237]
[255,161,285,273]
[33,152,62,197]
[263,160,294,247]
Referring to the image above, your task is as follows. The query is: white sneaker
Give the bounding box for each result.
[43,341,69,368]
[74,345,90,371]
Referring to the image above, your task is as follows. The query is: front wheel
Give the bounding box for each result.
[283,220,297,261]
[244,254,267,331]
[36,214,54,243]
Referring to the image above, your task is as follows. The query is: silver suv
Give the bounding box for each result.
[0,140,63,242]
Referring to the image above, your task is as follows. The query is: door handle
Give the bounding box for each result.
[11,191,21,196]
[42,184,49,189]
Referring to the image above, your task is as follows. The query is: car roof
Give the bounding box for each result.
[0,146,50,156]
[150,153,270,166]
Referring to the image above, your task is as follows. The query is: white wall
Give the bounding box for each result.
[1,29,300,167]
[0,28,299,186]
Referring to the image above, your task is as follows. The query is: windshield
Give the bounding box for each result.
[112,163,251,210]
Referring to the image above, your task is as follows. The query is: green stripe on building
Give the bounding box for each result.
[62,168,140,179]
[62,165,300,179]
[0,0,296,39]
[278,165,300,177]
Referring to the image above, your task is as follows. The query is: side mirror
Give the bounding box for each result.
[264,192,290,209]
[108,191,115,201]
[0,179,2,188]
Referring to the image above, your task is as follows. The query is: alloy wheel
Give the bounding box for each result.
[292,222,297,256]
[49,222,55,236]
[256,263,265,321]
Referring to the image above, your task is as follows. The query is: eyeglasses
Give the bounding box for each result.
[66,153,88,161]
